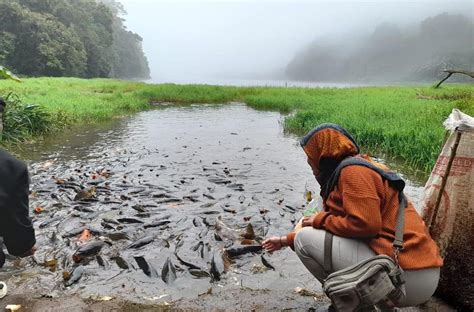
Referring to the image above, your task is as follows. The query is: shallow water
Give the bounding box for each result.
[3,103,426,303]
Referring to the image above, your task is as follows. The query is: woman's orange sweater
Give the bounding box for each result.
[287,165,443,270]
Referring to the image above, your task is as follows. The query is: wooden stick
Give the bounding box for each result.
[428,131,462,233]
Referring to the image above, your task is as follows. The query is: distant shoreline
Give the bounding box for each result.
[0,77,472,173]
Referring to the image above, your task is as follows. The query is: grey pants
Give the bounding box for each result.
[294,227,440,307]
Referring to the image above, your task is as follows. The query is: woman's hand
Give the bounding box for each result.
[262,236,287,252]
[302,214,317,227]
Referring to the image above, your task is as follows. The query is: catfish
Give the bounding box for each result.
[161,257,177,284]
[65,266,84,286]
[210,252,225,281]
[134,256,158,277]
[224,245,262,258]
[72,241,105,263]
[128,236,154,249]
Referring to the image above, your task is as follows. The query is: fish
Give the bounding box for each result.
[161,257,177,284]
[192,241,203,252]
[134,256,158,278]
[72,241,105,263]
[155,198,182,204]
[175,253,202,270]
[223,207,236,214]
[183,195,200,202]
[128,236,154,249]
[105,232,129,241]
[64,266,84,286]
[102,218,120,225]
[135,213,151,218]
[111,256,129,270]
[200,243,210,260]
[189,269,211,279]
[117,218,144,224]
[215,217,239,242]
[203,194,216,200]
[38,216,62,229]
[74,187,96,201]
[96,255,107,267]
[202,217,213,227]
[224,245,263,258]
[241,223,256,240]
[261,255,275,271]
[200,202,216,208]
[193,217,202,227]
[198,227,208,238]
[73,206,94,213]
[208,177,231,185]
[62,226,88,238]
[210,252,225,281]
[144,219,171,229]
[131,204,146,212]
[152,193,171,199]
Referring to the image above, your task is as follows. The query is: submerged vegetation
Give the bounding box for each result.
[0,77,472,172]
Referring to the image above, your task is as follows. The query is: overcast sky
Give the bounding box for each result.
[119,0,473,83]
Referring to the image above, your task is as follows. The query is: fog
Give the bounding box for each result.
[119,0,473,84]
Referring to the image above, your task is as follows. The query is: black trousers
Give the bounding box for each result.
[0,248,4,268]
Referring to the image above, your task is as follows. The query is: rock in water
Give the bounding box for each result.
[210,252,225,281]
[161,257,177,284]
[134,256,158,278]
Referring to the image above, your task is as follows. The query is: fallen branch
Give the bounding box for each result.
[435,69,474,88]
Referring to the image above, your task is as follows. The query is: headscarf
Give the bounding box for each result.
[301,123,389,195]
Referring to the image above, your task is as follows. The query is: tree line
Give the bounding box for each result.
[286,13,474,83]
[0,0,150,79]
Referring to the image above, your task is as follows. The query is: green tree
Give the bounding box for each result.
[0,0,150,79]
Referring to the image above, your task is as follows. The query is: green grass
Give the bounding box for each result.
[0,77,472,173]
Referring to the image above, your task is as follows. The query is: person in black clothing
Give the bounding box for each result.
[0,149,36,268]
[0,97,6,137]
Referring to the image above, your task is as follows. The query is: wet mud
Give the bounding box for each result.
[2,104,428,308]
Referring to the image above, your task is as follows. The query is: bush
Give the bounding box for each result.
[2,92,51,142]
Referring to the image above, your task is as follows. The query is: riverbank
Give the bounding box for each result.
[0,77,472,172]
[0,289,453,311]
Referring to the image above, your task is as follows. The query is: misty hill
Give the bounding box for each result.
[0,0,150,79]
[286,13,474,83]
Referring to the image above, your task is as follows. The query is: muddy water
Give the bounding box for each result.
[2,103,425,304]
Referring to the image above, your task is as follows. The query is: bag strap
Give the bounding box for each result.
[392,194,407,265]
[323,232,334,275]
[323,156,407,258]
